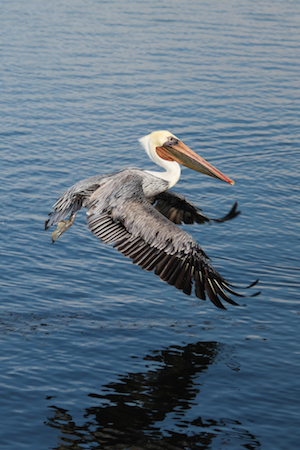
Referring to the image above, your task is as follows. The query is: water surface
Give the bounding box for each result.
[1,1,300,449]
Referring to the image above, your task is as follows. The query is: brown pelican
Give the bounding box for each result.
[45,130,258,309]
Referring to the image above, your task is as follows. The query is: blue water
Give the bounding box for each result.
[1,0,300,449]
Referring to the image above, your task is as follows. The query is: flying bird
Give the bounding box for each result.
[45,130,258,309]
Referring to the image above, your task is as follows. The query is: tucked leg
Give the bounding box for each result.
[51,213,77,243]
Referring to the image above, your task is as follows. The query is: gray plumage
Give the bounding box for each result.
[45,167,257,309]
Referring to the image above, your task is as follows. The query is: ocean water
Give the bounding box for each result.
[1,0,300,449]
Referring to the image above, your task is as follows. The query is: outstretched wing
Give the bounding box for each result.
[86,173,253,309]
[149,190,240,225]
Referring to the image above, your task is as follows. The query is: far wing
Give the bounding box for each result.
[149,190,240,225]
[86,174,254,309]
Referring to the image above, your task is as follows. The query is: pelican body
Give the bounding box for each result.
[45,131,258,309]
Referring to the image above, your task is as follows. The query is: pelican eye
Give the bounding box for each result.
[165,136,179,146]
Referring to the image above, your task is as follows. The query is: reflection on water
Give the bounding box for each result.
[46,341,260,449]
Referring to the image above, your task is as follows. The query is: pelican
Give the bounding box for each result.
[45,130,258,309]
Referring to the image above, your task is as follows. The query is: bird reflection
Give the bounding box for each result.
[46,341,260,449]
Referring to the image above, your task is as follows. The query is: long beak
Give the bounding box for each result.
[157,140,234,186]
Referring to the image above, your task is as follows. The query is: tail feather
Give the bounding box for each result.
[45,199,82,230]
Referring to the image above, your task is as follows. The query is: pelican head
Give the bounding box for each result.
[139,130,234,186]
